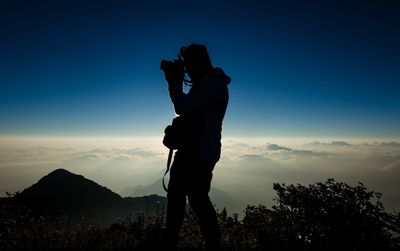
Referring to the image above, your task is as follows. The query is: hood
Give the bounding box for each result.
[212,67,231,85]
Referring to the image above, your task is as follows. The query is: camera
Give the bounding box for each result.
[160,56,184,79]
[160,57,183,72]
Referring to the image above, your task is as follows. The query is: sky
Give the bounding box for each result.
[1,0,399,138]
[0,1,400,214]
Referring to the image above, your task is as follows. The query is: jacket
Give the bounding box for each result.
[168,67,231,160]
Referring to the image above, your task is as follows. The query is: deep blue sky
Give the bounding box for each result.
[1,0,399,138]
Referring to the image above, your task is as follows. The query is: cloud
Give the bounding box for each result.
[359,141,400,147]
[312,141,400,149]
[224,143,251,149]
[266,143,292,151]
[126,148,161,158]
[307,141,352,146]
[265,143,327,159]
[72,148,161,161]
[240,154,272,162]
[74,154,100,161]
[378,142,400,147]
[0,144,166,197]
[362,151,400,172]
[1,138,400,214]
[382,159,400,171]
[289,149,328,158]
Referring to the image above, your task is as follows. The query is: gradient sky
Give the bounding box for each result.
[1,0,399,138]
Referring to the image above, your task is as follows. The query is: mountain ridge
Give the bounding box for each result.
[121,177,240,213]
[11,168,166,226]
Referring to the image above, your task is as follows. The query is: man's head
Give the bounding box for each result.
[180,44,213,84]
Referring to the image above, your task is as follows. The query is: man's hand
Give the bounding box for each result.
[163,67,184,88]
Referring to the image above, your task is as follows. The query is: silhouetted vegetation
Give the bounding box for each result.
[10,169,167,226]
[1,179,399,250]
[240,179,400,251]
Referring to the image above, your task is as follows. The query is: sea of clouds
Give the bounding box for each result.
[1,137,399,215]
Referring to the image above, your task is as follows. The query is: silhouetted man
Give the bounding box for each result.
[162,44,230,250]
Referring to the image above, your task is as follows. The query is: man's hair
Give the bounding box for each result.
[180,44,212,67]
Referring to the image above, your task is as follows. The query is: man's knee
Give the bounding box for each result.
[187,192,211,209]
[167,189,186,202]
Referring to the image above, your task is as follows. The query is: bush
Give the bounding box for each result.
[1,179,399,250]
[242,178,400,251]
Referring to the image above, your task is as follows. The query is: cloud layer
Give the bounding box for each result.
[1,137,399,215]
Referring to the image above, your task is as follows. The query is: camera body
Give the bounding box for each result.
[160,57,184,82]
[160,59,181,71]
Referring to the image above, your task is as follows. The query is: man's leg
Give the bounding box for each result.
[164,155,187,249]
[188,192,222,251]
[187,160,222,251]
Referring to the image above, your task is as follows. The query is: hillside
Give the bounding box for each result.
[11,168,166,225]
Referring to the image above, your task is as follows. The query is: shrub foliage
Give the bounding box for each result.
[1,179,399,250]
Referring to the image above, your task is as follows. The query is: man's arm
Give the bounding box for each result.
[168,80,226,115]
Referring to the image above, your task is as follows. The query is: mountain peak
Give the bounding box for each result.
[33,168,91,191]
[11,169,167,226]
[48,168,73,176]
[14,168,122,215]
[40,168,85,184]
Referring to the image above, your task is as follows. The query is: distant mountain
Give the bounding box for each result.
[12,169,166,226]
[122,178,239,213]
[121,178,165,197]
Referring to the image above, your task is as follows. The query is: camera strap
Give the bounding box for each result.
[162,149,174,192]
